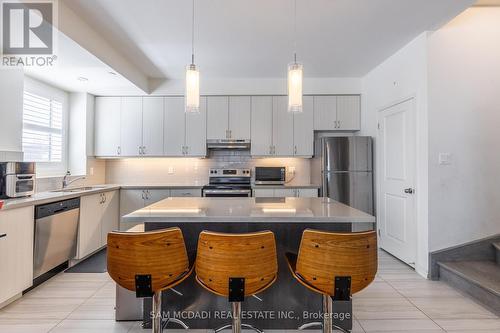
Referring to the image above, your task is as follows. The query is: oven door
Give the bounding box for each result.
[5,174,35,198]
[203,189,252,197]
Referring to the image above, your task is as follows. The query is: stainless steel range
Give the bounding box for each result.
[202,168,252,197]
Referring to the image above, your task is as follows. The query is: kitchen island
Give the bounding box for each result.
[120,197,375,329]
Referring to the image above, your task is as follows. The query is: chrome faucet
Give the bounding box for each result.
[62,171,86,189]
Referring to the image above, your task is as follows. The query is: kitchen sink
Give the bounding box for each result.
[52,186,107,193]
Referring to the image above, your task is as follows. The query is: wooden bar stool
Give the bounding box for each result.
[195,230,278,333]
[107,227,194,333]
[286,229,377,333]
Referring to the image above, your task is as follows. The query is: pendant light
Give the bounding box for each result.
[185,0,199,113]
[287,0,303,113]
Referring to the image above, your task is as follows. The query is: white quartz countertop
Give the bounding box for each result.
[123,197,375,223]
[252,184,320,189]
[0,185,122,210]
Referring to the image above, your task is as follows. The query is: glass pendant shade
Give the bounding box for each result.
[287,62,303,112]
[185,64,200,113]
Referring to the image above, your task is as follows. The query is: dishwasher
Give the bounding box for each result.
[34,198,80,278]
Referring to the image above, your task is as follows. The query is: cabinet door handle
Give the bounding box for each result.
[117,146,121,155]
[141,190,145,200]
[142,146,146,155]
[0,233,7,239]
[294,145,297,155]
[146,190,151,200]
[229,130,232,138]
[337,120,341,128]
[103,193,107,203]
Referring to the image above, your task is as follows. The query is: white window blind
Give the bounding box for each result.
[22,91,64,163]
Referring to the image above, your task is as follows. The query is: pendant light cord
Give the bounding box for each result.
[191,0,195,65]
[293,0,297,63]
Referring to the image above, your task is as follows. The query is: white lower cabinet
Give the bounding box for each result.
[0,206,34,306]
[253,188,318,198]
[120,188,202,230]
[77,190,119,259]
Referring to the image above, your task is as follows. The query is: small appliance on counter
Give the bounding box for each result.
[254,166,286,185]
[202,168,252,197]
[0,162,36,199]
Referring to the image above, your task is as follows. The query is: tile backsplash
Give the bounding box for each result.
[36,158,106,192]
[105,150,312,185]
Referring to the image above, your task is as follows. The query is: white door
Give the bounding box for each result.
[95,97,121,156]
[186,96,207,156]
[378,98,417,265]
[207,96,228,140]
[100,191,119,246]
[120,97,143,156]
[313,96,337,130]
[251,96,273,156]
[228,96,251,140]
[142,97,164,156]
[78,193,103,259]
[337,96,361,130]
[293,96,314,156]
[164,97,186,156]
[273,96,294,156]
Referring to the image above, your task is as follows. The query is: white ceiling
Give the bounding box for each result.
[62,0,474,81]
[24,31,144,95]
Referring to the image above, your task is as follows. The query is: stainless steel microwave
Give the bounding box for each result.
[0,162,36,199]
[254,167,286,185]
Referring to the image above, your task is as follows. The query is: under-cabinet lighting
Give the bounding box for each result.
[262,208,297,214]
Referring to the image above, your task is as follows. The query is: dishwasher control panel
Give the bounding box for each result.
[35,197,80,219]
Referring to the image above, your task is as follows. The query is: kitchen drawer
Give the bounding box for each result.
[170,189,202,197]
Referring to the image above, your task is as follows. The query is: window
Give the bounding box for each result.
[22,91,63,162]
[22,77,68,177]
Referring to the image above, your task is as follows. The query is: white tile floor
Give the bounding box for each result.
[0,250,498,332]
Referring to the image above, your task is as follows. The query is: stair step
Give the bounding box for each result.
[494,242,500,265]
[438,260,500,315]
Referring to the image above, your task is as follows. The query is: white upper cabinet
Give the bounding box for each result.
[272,96,294,156]
[251,96,273,156]
[336,95,361,130]
[120,97,143,156]
[313,95,360,131]
[95,97,121,156]
[185,96,207,156]
[313,96,337,130]
[207,96,229,140]
[228,96,251,140]
[142,97,164,156]
[293,96,314,156]
[164,97,186,156]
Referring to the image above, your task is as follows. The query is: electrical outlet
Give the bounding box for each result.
[89,167,94,176]
[289,166,296,175]
[438,153,452,165]
[168,166,174,174]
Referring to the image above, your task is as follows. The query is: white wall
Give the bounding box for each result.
[427,7,500,251]
[69,93,95,175]
[0,69,24,160]
[149,77,361,96]
[361,33,429,276]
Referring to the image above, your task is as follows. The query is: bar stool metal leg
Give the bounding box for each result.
[232,302,242,333]
[152,291,162,333]
[298,295,350,333]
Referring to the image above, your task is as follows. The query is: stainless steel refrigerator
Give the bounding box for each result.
[311,136,374,215]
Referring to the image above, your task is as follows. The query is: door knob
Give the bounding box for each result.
[404,188,414,194]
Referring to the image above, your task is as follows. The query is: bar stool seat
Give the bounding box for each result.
[195,230,278,333]
[286,229,377,333]
[107,227,193,333]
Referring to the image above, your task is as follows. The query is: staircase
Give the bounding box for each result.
[436,241,500,315]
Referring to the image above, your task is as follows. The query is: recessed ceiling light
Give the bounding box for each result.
[108,71,117,76]
[77,76,88,82]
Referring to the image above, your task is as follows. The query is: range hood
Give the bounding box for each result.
[207,139,251,150]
